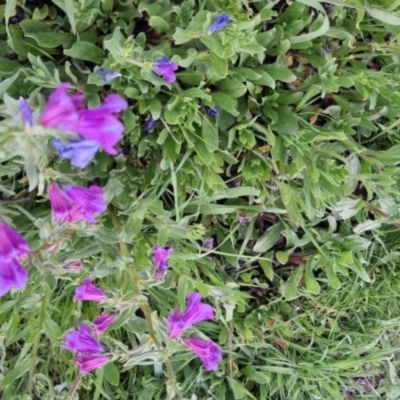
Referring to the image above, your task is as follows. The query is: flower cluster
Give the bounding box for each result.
[64,324,110,374]
[167,293,222,371]
[48,184,106,223]
[65,280,115,373]
[0,222,30,296]
[42,83,128,168]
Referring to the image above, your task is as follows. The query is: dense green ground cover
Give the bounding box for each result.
[1,0,400,398]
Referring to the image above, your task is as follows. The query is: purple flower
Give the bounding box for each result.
[64,324,104,354]
[208,14,231,35]
[167,292,214,339]
[153,56,178,83]
[39,83,80,130]
[40,83,128,155]
[75,355,109,374]
[75,279,108,302]
[207,108,219,117]
[52,138,100,168]
[97,68,122,83]
[93,313,116,335]
[0,222,29,260]
[76,94,127,155]
[153,245,174,279]
[184,338,222,371]
[0,222,29,297]
[0,258,28,297]
[144,117,156,131]
[238,213,252,225]
[48,183,106,223]
[19,97,33,127]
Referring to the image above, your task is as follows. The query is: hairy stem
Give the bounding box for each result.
[111,209,182,399]
[27,284,49,395]
[68,375,82,397]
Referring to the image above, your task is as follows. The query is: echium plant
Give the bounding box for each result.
[0,73,223,397]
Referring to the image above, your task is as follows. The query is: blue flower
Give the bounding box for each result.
[207,108,219,117]
[97,68,122,83]
[144,117,156,131]
[208,14,231,35]
[52,138,100,168]
[19,97,33,127]
[153,56,178,83]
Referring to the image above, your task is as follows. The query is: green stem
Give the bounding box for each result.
[27,284,49,395]
[68,375,82,397]
[111,209,182,399]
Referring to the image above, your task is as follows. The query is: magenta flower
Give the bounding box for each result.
[75,279,108,302]
[0,259,29,297]
[167,293,214,339]
[19,97,33,127]
[0,222,29,297]
[93,313,116,335]
[184,338,222,371]
[153,245,174,279]
[0,221,30,259]
[39,83,80,130]
[75,94,127,155]
[48,183,106,223]
[153,56,178,83]
[40,83,128,155]
[64,324,104,354]
[75,355,109,374]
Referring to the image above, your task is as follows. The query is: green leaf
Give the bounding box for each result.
[173,28,192,45]
[326,263,341,289]
[64,41,106,63]
[5,0,17,50]
[227,377,257,399]
[64,0,76,34]
[43,317,61,345]
[177,275,191,309]
[25,32,71,48]
[217,79,247,98]
[149,16,170,33]
[210,53,228,78]
[368,7,400,25]
[305,262,320,294]
[11,37,54,58]
[1,357,30,387]
[262,64,296,83]
[103,362,120,386]
[202,117,219,152]
[183,88,211,101]
[104,26,126,60]
[284,265,304,300]
[253,222,283,252]
[289,0,329,43]
[272,105,299,136]
[211,93,239,116]
[232,67,262,81]
[251,68,275,88]
[259,255,274,280]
